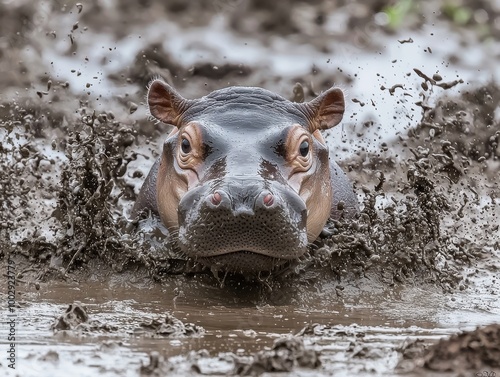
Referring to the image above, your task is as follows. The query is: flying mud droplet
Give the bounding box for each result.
[352,98,365,107]
[398,38,414,44]
[129,102,138,114]
[432,73,443,81]
[388,84,404,95]
[291,82,304,103]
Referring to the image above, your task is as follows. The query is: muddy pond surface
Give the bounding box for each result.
[1,1,500,376]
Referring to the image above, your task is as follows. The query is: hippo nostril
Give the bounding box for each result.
[211,191,222,206]
[263,193,274,207]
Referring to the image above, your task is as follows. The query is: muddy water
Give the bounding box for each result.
[1,0,500,376]
[3,265,500,376]
[2,258,500,377]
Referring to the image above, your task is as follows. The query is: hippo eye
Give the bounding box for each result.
[299,140,309,157]
[181,138,191,154]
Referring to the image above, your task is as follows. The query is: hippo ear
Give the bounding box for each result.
[299,87,345,132]
[148,80,191,127]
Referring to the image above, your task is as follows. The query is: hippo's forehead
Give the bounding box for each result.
[182,86,308,124]
[203,108,304,133]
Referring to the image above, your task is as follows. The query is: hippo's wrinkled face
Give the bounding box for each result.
[148,81,345,273]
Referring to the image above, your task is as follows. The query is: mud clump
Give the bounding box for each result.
[52,303,117,333]
[423,324,500,372]
[234,337,321,375]
[140,336,320,376]
[52,303,89,330]
[399,324,500,373]
[138,313,205,338]
[140,352,173,376]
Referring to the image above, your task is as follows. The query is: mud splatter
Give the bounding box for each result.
[138,313,205,338]
[422,324,500,372]
[141,335,320,376]
[399,324,500,373]
[234,337,321,375]
[52,303,118,333]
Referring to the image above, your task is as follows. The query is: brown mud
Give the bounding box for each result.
[1,0,499,376]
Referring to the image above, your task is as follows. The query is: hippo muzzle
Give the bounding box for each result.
[132,79,357,275]
[177,177,308,272]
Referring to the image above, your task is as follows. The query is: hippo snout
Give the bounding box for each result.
[177,178,308,272]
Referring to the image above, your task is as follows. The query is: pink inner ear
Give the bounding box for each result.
[315,88,345,130]
[148,80,185,127]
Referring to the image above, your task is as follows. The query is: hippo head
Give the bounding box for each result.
[148,80,345,273]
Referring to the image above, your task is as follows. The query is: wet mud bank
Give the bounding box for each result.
[1,0,500,376]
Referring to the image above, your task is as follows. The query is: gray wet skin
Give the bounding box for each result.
[133,80,358,273]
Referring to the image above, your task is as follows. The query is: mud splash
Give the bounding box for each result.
[1,89,486,292]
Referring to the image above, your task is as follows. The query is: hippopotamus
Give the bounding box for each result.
[132,80,358,274]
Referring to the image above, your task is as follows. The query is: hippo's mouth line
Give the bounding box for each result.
[187,248,303,260]
[195,250,294,273]
[207,249,293,259]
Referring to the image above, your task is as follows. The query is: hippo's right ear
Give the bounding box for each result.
[298,87,345,132]
[148,80,192,127]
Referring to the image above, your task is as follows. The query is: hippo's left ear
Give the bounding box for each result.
[148,80,192,127]
[298,87,345,132]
